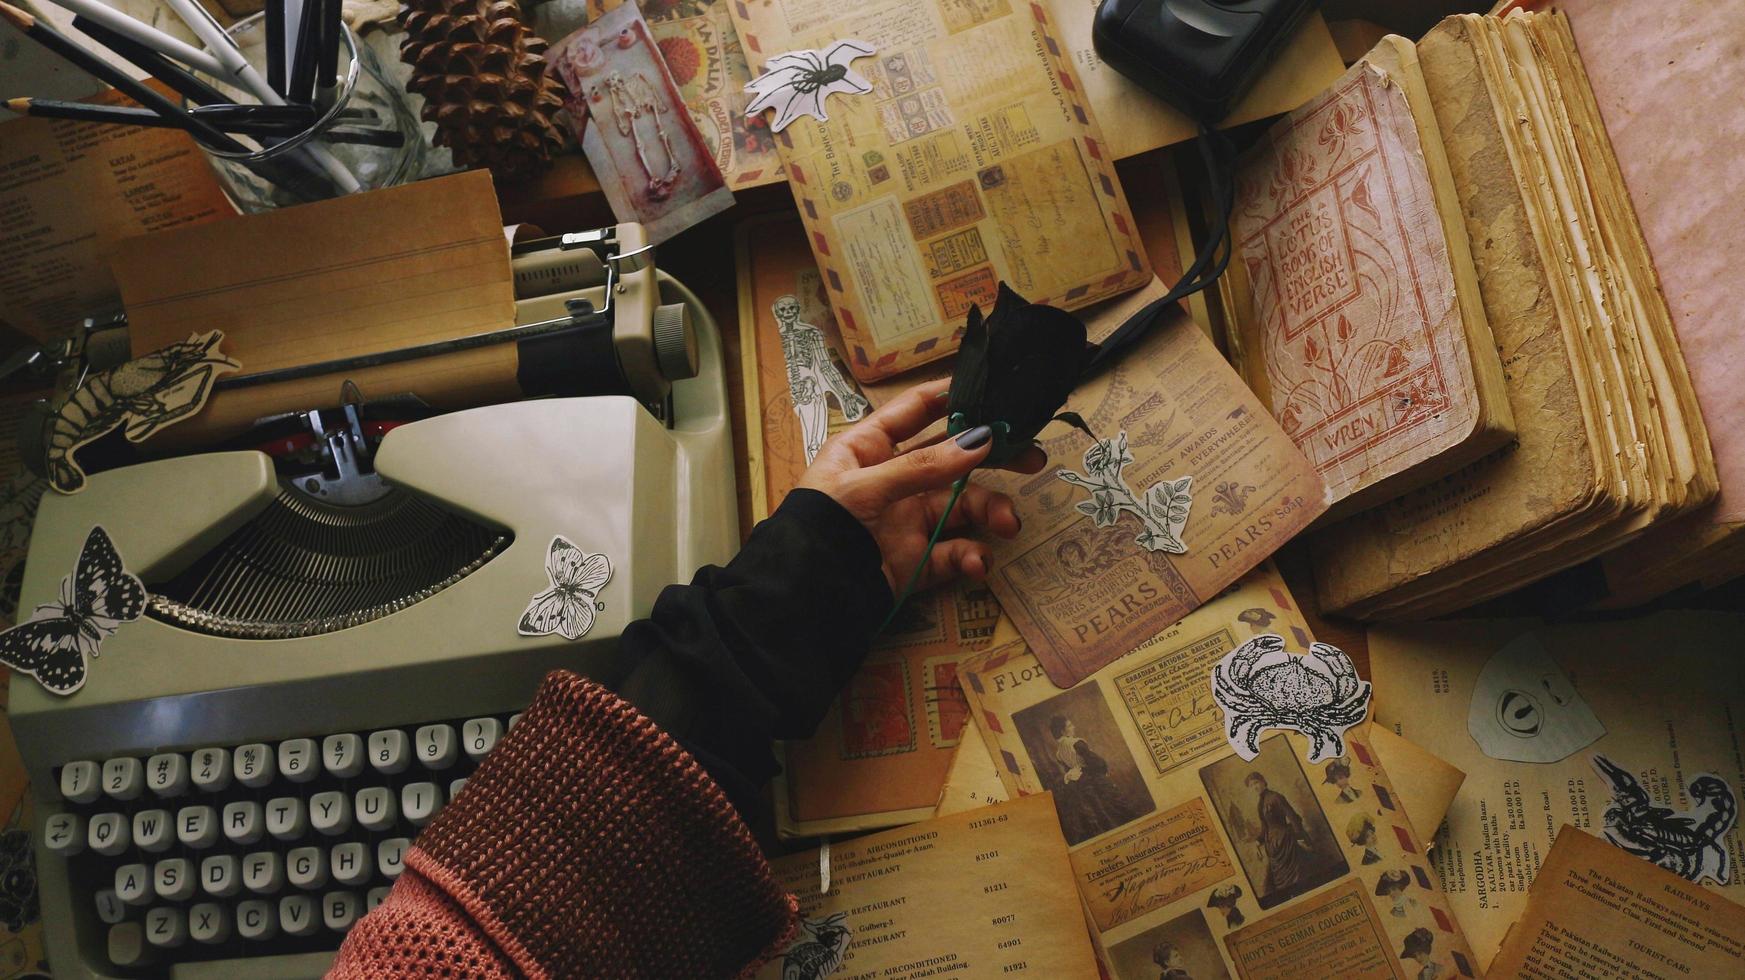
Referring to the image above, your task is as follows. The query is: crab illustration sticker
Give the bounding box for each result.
[1590,753,1737,886]
[517,536,613,641]
[1210,634,1371,764]
[1468,631,1604,763]
[1057,430,1192,554]
[745,40,875,132]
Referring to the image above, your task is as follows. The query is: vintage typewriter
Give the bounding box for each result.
[15,224,738,978]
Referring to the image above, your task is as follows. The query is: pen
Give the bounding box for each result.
[287,0,320,104]
[267,0,287,96]
[7,97,406,147]
[0,2,246,151]
[71,14,230,106]
[316,0,340,97]
[36,0,229,77]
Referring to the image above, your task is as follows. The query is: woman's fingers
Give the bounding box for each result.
[926,482,1020,538]
[846,425,993,511]
[839,378,951,460]
[997,445,1049,475]
[925,537,993,586]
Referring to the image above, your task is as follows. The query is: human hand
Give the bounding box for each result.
[797,377,1047,593]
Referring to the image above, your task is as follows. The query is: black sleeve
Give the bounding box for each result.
[609,488,894,818]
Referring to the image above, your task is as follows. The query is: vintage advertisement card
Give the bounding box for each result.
[727,0,1152,381]
[959,567,1479,979]
[551,2,735,244]
[535,0,786,187]
[977,297,1324,689]
[1369,612,1745,968]
[753,793,1102,978]
[1489,827,1745,979]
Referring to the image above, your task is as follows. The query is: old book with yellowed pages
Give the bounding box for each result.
[726,0,1151,382]
[1223,37,1514,522]
[1308,12,1716,619]
[960,566,1480,978]
[754,794,1103,978]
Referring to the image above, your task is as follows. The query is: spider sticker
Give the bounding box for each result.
[1591,753,1737,886]
[745,40,875,132]
[1210,634,1371,764]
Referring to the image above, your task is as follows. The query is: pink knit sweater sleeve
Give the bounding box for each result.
[327,670,798,980]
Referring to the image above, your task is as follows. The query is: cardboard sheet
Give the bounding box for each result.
[0,87,234,346]
[113,170,518,446]
[727,0,1151,382]
[753,793,1103,978]
[960,566,1479,979]
[1369,612,1745,968]
[1489,827,1745,979]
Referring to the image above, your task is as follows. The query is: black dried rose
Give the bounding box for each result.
[946,283,1089,465]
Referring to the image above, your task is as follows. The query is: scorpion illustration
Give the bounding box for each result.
[1212,634,1371,763]
[781,911,851,980]
[1591,754,1737,885]
[44,331,239,494]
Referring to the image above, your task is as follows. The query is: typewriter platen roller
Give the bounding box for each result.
[14,226,739,979]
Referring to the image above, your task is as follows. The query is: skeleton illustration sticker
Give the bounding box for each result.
[1590,754,1737,885]
[779,911,851,980]
[0,525,146,696]
[746,40,875,132]
[772,295,870,463]
[1057,430,1192,554]
[1211,634,1371,764]
[45,330,240,494]
[517,536,613,641]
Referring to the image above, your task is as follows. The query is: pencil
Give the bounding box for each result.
[71,14,229,106]
[7,98,405,146]
[35,0,229,77]
[0,2,245,151]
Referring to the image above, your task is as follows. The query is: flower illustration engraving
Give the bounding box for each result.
[1209,481,1256,517]
[1057,430,1192,554]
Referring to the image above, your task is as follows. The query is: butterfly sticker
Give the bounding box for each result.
[0,526,146,696]
[745,40,875,133]
[517,536,613,641]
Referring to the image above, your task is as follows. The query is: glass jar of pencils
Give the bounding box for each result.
[192,13,424,212]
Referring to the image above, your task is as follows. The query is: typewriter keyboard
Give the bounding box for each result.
[42,711,522,970]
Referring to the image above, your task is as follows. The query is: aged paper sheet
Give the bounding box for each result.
[113,171,517,447]
[1369,612,1745,969]
[0,87,233,346]
[728,0,1150,381]
[1489,828,1745,979]
[978,294,1324,688]
[753,793,1102,978]
[960,567,1478,980]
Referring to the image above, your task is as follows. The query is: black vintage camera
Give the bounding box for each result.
[1092,0,1319,122]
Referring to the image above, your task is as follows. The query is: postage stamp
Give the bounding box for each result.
[902,179,985,239]
[936,265,999,318]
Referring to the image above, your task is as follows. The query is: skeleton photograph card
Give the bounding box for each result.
[550,2,734,244]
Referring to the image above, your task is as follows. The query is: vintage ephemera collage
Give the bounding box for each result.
[960,567,1480,980]
[729,0,1152,380]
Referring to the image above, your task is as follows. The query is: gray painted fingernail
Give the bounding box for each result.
[956,425,992,450]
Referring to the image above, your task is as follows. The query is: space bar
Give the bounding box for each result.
[173,950,336,980]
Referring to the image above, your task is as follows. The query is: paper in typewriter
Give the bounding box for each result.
[752,793,1102,978]
[726,0,1151,382]
[1224,39,1512,520]
[112,170,517,448]
[1489,828,1745,979]
[959,567,1480,979]
[975,286,1324,689]
[1369,612,1745,969]
[773,586,1005,836]
[1310,14,1716,619]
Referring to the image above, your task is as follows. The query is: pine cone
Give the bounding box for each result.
[398,0,568,182]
